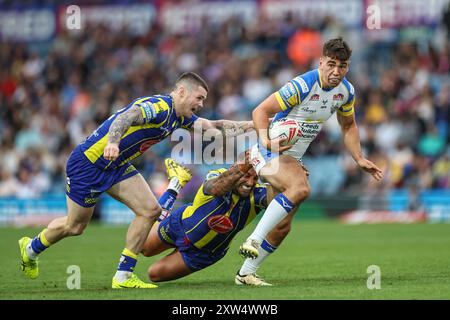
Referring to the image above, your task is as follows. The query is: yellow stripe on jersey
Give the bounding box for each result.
[84,123,164,165]
[83,99,171,165]
[338,97,355,117]
[211,194,245,252]
[243,191,256,227]
[182,184,216,220]
[274,92,290,111]
[193,194,240,249]
[182,167,227,219]
[194,229,217,249]
[84,134,109,164]
[185,202,225,235]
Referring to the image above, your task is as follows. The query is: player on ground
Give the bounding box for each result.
[142,157,290,286]
[239,38,384,259]
[18,72,253,288]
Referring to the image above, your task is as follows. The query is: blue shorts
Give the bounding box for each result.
[157,206,226,272]
[65,145,139,207]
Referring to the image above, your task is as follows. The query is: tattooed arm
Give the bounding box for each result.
[203,163,253,197]
[103,105,146,161]
[193,117,254,138]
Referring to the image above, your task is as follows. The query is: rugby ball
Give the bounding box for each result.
[207,215,234,233]
[269,118,302,146]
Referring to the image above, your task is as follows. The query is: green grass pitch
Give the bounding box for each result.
[1,219,450,300]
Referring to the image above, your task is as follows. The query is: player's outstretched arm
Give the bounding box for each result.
[204,162,253,197]
[337,112,384,181]
[194,117,254,137]
[104,105,146,161]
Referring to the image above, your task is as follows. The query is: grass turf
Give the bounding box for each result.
[1,219,449,300]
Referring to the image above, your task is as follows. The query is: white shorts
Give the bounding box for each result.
[250,143,303,175]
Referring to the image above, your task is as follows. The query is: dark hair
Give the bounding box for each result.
[323,37,352,61]
[175,72,209,92]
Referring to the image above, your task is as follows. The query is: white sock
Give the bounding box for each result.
[114,271,132,282]
[239,239,277,275]
[26,243,38,260]
[248,194,293,243]
[168,177,182,194]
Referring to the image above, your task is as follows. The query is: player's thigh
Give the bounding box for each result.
[142,222,175,256]
[107,173,160,217]
[148,250,192,282]
[260,155,310,192]
[65,196,95,226]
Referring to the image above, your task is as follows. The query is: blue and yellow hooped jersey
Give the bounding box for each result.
[180,168,267,254]
[79,95,198,170]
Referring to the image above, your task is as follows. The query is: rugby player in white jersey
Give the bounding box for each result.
[237,38,384,280]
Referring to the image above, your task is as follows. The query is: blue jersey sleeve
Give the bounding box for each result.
[274,71,315,110]
[135,100,157,124]
[338,78,356,117]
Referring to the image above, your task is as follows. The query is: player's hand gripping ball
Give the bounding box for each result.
[269,118,302,146]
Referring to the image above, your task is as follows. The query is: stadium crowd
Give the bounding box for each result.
[0,10,449,202]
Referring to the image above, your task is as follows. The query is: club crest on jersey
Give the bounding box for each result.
[207,215,234,233]
[333,93,344,101]
[309,94,320,101]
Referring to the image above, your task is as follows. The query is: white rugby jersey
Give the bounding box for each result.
[273,68,355,160]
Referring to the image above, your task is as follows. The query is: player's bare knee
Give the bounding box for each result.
[289,185,310,204]
[141,242,157,257]
[138,204,162,219]
[148,204,162,219]
[148,265,164,282]
[66,222,87,236]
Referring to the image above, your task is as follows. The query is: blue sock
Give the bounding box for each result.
[260,239,277,253]
[30,230,51,254]
[158,189,177,221]
[117,249,138,273]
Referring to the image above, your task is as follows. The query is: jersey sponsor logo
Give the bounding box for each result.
[207,214,234,233]
[139,101,156,120]
[139,140,158,153]
[310,94,320,101]
[297,77,309,93]
[286,82,296,95]
[279,82,298,106]
[333,93,344,101]
[300,122,321,139]
[301,106,316,113]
